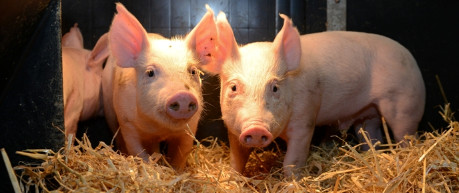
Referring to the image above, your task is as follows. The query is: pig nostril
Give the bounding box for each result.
[245,135,252,143]
[261,135,267,142]
[169,102,180,111]
[188,102,197,111]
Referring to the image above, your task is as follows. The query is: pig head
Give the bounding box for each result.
[206,13,425,177]
[62,24,109,137]
[102,3,218,170]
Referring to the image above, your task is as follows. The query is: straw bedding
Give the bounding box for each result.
[11,104,459,192]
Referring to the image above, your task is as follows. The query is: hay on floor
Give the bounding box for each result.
[12,104,459,192]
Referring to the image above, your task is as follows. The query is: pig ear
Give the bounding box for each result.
[62,23,84,49]
[273,14,301,72]
[214,11,240,72]
[109,3,149,68]
[87,33,109,69]
[185,5,220,73]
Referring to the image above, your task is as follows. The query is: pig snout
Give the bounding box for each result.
[239,127,273,148]
[166,91,198,120]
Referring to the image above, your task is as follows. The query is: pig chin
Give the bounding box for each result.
[140,106,200,132]
[136,98,201,132]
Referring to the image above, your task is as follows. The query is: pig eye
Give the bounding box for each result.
[146,69,155,77]
[227,81,241,98]
[231,85,237,92]
[189,67,201,76]
[272,85,278,92]
[270,80,280,99]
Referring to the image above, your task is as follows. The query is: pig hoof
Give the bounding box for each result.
[166,91,198,119]
[239,127,273,148]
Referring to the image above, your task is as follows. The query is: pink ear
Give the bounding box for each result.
[88,33,109,70]
[109,3,149,68]
[185,5,220,73]
[273,14,301,72]
[214,12,240,72]
[62,23,84,49]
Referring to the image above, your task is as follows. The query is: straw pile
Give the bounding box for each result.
[12,104,459,192]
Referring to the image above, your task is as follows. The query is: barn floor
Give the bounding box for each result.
[9,104,459,192]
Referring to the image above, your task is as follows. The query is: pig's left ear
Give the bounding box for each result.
[273,14,301,72]
[88,33,109,69]
[185,5,219,73]
[62,23,84,49]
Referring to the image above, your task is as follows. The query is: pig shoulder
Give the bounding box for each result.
[101,56,119,133]
[112,65,137,121]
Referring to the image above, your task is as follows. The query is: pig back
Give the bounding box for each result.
[297,31,424,125]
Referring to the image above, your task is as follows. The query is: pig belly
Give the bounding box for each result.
[318,104,380,131]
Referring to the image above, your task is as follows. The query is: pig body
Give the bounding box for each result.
[102,3,218,170]
[62,24,109,137]
[209,14,425,177]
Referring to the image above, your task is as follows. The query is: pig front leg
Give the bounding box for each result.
[228,130,252,174]
[120,125,150,160]
[64,108,79,139]
[166,133,195,171]
[63,94,83,139]
[282,116,316,178]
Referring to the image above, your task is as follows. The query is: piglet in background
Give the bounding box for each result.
[102,3,218,170]
[62,24,109,138]
[206,13,425,177]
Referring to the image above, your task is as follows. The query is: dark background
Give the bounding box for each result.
[1,0,458,191]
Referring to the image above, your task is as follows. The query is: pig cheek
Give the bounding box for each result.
[137,77,164,120]
[221,89,243,136]
[266,92,290,138]
[189,76,202,93]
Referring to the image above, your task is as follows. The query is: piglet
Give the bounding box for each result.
[62,24,109,137]
[206,13,425,177]
[102,3,218,170]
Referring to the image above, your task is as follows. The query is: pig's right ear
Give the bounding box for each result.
[214,11,240,72]
[109,3,149,68]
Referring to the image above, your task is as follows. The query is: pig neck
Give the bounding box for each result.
[96,58,107,117]
[80,51,101,120]
[97,84,104,117]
